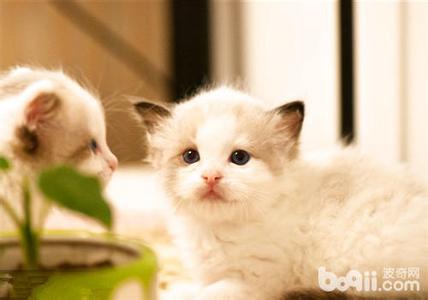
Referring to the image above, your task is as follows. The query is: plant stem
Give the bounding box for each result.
[21,177,39,269]
[19,223,39,270]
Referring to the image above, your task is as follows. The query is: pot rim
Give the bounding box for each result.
[0,230,158,270]
[0,230,150,250]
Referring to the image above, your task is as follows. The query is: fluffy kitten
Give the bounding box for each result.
[0,67,117,230]
[135,87,428,300]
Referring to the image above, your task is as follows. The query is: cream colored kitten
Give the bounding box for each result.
[135,87,427,300]
[0,67,117,230]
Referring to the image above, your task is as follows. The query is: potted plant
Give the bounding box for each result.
[0,157,157,299]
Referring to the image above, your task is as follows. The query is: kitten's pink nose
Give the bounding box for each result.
[202,170,223,187]
[107,153,118,171]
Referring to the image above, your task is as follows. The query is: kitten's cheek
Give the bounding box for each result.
[175,171,201,199]
[175,183,194,200]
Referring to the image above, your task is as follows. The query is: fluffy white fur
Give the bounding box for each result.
[0,67,117,230]
[136,87,428,299]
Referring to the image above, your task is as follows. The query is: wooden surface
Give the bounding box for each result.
[0,0,172,162]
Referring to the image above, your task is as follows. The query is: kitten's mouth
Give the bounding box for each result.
[200,189,225,201]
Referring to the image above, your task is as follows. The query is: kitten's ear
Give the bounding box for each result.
[23,81,61,131]
[271,101,304,139]
[16,81,61,154]
[134,101,171,133]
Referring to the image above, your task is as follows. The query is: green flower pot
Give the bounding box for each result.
[0,231,157,300]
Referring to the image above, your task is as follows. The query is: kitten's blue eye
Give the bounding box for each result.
[182,149,200,164]
[230,150,250,165]
[89,139,98,152]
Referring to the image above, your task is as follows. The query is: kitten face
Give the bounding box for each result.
[0,67,117,183]
[136,87,304,222]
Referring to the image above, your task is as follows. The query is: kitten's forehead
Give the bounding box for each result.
[61,87,106,142]
[196,114,239,156]
[170,88,268,157]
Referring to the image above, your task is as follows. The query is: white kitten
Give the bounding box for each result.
[0,67,117,230]
[135,87,428,299]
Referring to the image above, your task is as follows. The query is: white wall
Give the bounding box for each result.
[241,1,339,152]
[354,1,403,163]
[403,2,428,179]
[355,1,428,179]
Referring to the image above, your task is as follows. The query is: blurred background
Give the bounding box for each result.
[0,0,427,179]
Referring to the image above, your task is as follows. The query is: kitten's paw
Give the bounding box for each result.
[196,280,251,300]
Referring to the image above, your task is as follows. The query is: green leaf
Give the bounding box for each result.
[38,166,112,229]
[0,156,10,170]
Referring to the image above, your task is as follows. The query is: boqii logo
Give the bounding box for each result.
[318,267,421,292]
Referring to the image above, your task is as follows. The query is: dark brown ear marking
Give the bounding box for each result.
[272,101,305,139]
[134,101,171,133]
[15,126,38,154]
[275,101,305,118]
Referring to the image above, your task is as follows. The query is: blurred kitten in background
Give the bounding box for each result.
[136,87,427,300]
[0,67,117,230]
